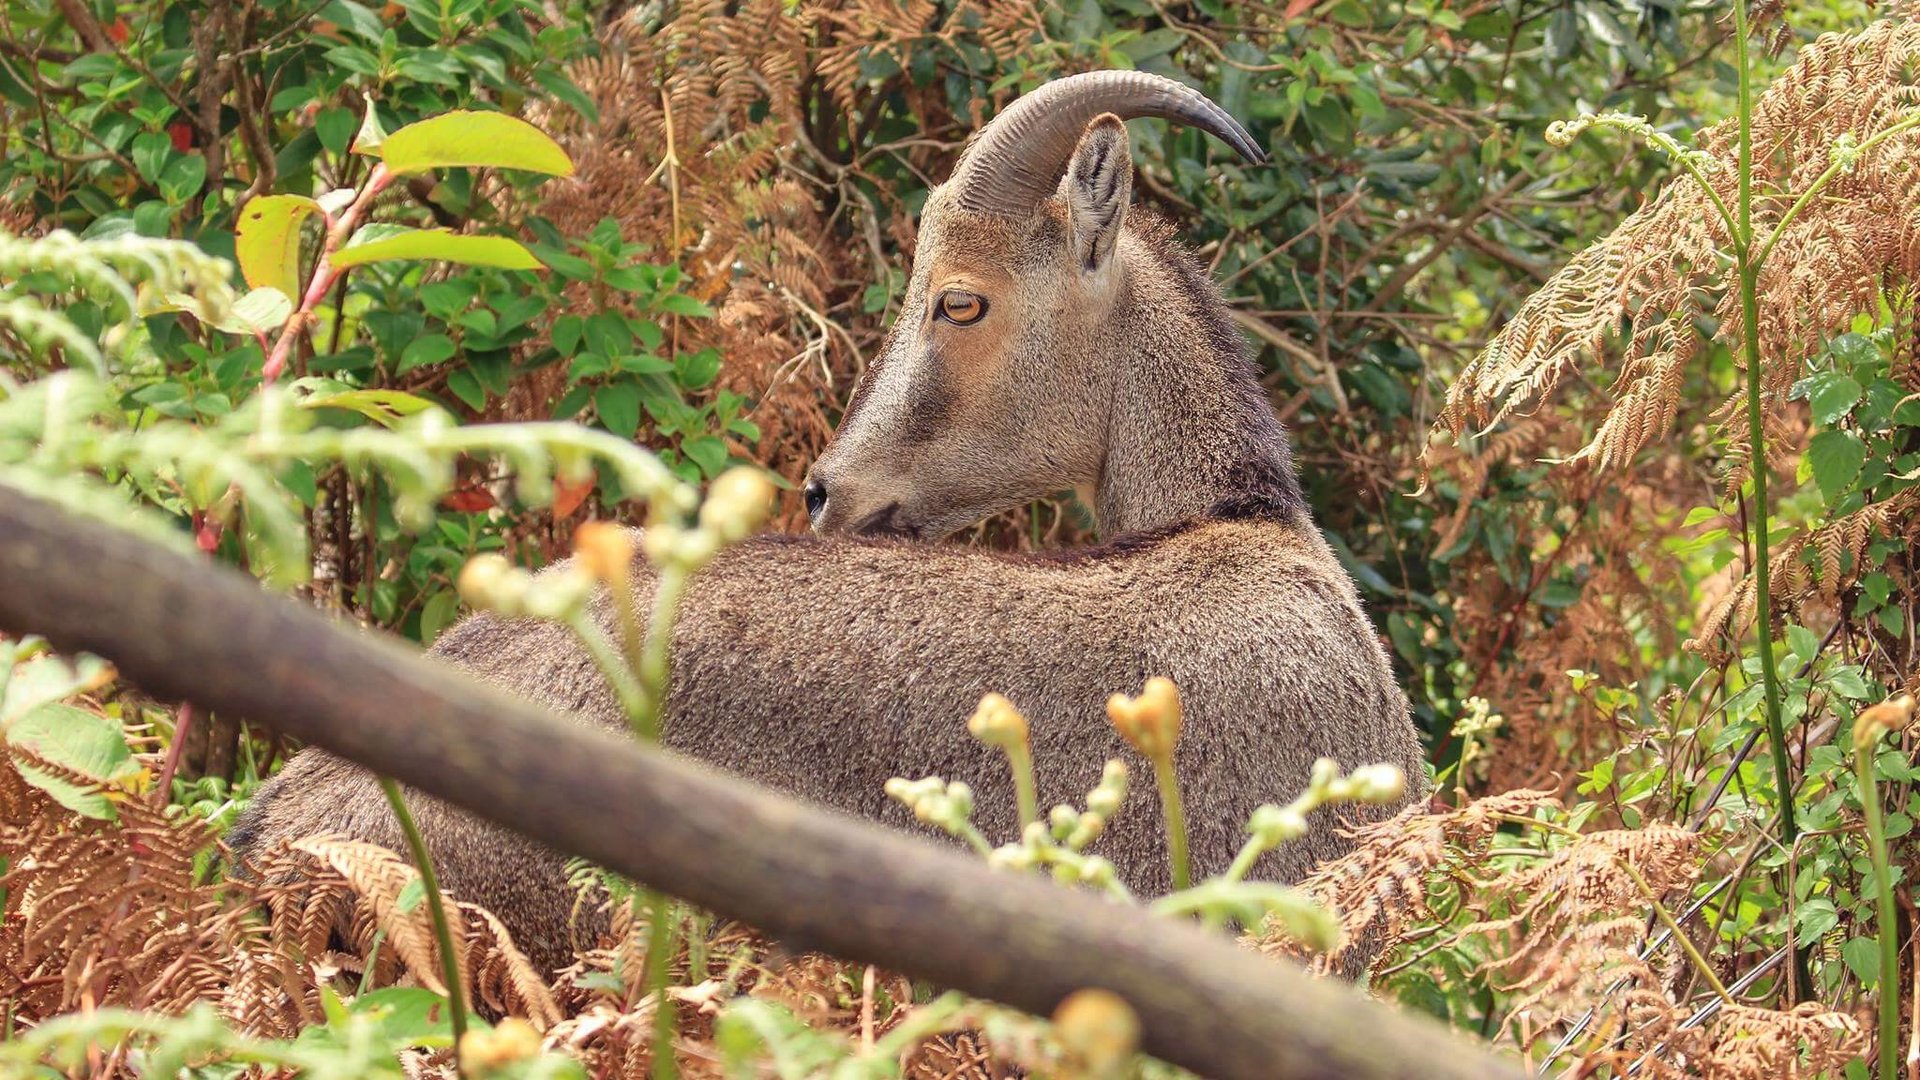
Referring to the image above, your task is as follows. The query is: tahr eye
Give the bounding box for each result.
[935,291,988,326]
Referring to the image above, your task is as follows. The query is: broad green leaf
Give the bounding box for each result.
[655,292,713,318]
[682,434,729,476]
[398,333,458,374]
[7,703,139,820]
[1810,373,1863,425]
[380,110,574,177]
[1830,332,1879,367]
[333,224,544,270]
[159,154,207,204]
[1808,429,1866,503]
[1,646,115,727]
[1841,935,1881,986]
[595,382,640,437]
[1794,897,1839,940]
[299,387,442,428]
[209,287,294,336]
[420,589,461,646]
[236,194,321,300]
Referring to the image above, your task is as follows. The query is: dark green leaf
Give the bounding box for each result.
[595,382,641,437]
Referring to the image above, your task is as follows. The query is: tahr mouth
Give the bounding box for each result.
[850,502,921,540]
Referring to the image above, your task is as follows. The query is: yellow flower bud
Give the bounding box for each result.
[1052,988,1140,1080]
[574,520,634,585]
[968,692,1030,751]
[458,1017,543,1072]
[698,467,776,543]
[456,553,528,613]
[1853,694,1916,753]
[1105,676,1182,761]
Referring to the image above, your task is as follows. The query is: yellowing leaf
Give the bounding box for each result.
[379,111,574,177]
[333,225,544,270]
[299,387,443,428]
[235,194,321,300]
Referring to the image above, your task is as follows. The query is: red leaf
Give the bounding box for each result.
[551,473,596,518]
[168,122,194,153]
[106,17,130,43]
[194,517,221,553]
[442,486,496,513]
[1284,0,1317,17]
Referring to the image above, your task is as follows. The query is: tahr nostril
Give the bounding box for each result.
[803,478,828,522]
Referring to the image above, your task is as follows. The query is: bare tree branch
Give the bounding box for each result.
[0,484,1525,1080]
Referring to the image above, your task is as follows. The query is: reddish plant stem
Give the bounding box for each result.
[260,163,394,381]
[153,701,192,804]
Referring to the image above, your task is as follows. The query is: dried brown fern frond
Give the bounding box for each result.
[1688,486,1920,660]
[1253,788,1559,975]
[464,904,563,1030]
[0,745,310,1041]
[1466,825,1701,1037]
[1692,1001,1869,1079]
[289,834,467,998]
[1431,18,1920,478]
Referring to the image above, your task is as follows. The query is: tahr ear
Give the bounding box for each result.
[1063,113,1132,274]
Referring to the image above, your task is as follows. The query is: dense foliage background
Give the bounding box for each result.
[4,0,1919,1076]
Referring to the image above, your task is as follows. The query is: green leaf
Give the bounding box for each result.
[159,154,207,204]
[299,387,441,428]
[655,292,713,318]
[398,333,458,374]
[354,95,389,157]
[210,287,294,336]
[595,383,641,437]
[1841,935,1881,986]
[235,194,321,300]
[380,110,574,177]
[319,0,386,42]
[420,589,461,646]
[316,107,358,155]
[131,131,171,185]
[333,225,544,270]
[1808,430,1867,503]
[446,368,486,411]
[1827,666,1874,700]
[1794,897,1839,940]
[675,348,722,390]
[1,646,116,727]
[1786,624,1821,666]
[682,434,729,476]
[7,703,139,820]
[1830,332,1879,367]
[1809,374,1863,425]
[551,314,584,355]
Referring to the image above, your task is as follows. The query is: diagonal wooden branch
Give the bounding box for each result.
[0,484,1523,1080]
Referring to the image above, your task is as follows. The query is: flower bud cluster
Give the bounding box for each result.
[1247,758,1406,850]
[883,775,976,835]
[983,759,1130,893]
[457,554,594,621]
[636,465,773,572]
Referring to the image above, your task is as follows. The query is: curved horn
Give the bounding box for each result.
[951,70,1266,220]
